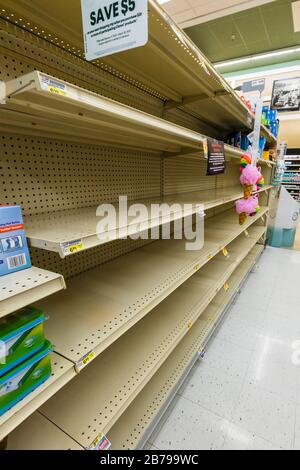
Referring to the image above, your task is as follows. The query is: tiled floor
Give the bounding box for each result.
[148,247,300,450]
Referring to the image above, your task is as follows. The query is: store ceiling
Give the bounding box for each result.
[161,0,274,27]
[182,0,300,64]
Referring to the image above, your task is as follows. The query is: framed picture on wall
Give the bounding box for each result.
[271,77,300,111]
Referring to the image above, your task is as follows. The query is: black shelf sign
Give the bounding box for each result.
[206,139,226,176]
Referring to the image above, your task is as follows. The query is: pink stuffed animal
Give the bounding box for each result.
[235,196,260,225]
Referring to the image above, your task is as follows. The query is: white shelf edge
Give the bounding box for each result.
[0,267,66,319]
[25,186,272,258]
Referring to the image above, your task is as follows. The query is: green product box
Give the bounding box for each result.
[0,340,52,416]
[0,306,45,377]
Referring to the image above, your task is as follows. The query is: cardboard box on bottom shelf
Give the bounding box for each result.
[0,341,52,417]
[0,307,46,377]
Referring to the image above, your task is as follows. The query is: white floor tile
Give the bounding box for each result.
[260,313,300,344]
[245,351,298,402]
[221,420,284,450]
[153,247,299,450]
[203,337,253,379]
[231,383,295,449]
[227,303,268,330]
[153,396,226,450]
[214,314,262,351]
[179,362,244,420]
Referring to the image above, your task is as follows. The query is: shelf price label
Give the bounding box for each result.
[89,434,111,451]
[224,282,230,292]
[40,75,68,96]
[81,0,148,61]
[62,239,85,256]
[244,229,249,237]
[222,247,229,258]
[76,350,96,372]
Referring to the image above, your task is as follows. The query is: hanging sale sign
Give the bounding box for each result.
[80,0,148,61]
[206,139,226,176]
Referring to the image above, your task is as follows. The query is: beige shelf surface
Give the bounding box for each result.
[2,71,210,153]
[38,227,265,448]
[24,186,272,258]
[0,266,66,319]
[107,245,264,450]
[7,412,83,450]
[37,207,268,371]
[0,353,75,441]
[0,1,254,134]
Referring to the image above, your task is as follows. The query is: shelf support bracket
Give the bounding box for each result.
[163,90,230,112]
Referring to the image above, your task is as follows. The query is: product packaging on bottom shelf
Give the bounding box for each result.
[0,307,46,377]
[0,340,52,416]
[0,205,31,276]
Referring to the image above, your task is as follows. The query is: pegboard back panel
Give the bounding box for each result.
[163,157,214,196]
[1,133,161,216]
[215,160,241,190]
[0,20,229,137]
[163,157,241,196]
[29,238,151,280]
[0,22,163,117]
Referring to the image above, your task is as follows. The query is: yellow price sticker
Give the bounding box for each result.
[208,254,213,260]
[64,241,85,255]
[222,248,229,257]
[261,216,265,223]
[48,85,67,97]
[244,230,249,237]
[224,283,230,291]
[187,322,193,329]
[194,264,201,271]
[79,351,95,370]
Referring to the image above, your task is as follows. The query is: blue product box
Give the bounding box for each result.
[0,206,31,277]
[269,109,277,123]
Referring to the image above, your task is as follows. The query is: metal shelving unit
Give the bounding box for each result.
[0,267,65,319]
[24,186,272,258]
[37,208,269,371]
[107,246,264,450]
[0,353,75,441]
[283,155,300,201]
[6,245,263,450]
[0,1,254,135]
[37,228,265,448]
[0,0,274,449]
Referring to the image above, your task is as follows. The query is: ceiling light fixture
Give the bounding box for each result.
[215,47,300,69]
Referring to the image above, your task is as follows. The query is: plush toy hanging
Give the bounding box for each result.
[235,195,260,225]
[240,164,261,199]
[236,154,264,225]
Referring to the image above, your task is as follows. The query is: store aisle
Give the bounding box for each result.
[148,247,300,450]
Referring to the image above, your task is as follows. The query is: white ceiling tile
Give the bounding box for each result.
[173,9,198,23]
[163,0,275,26]
[161,0,191,15]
